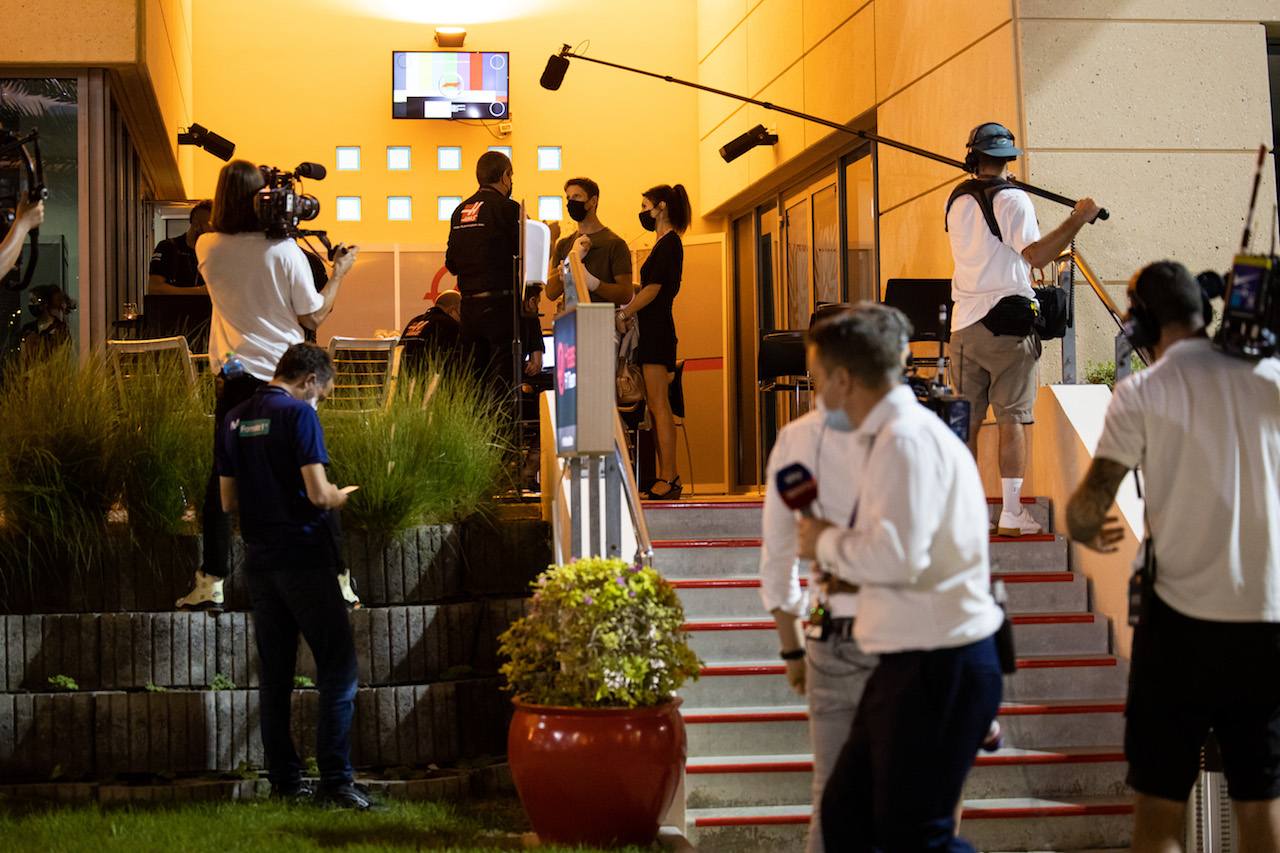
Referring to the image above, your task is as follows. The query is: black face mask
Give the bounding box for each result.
[638,209,656,232]
[566,199,589,222]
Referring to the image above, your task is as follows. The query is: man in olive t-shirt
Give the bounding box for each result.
[546,177,633,305]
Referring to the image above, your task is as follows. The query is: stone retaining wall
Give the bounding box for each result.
[0,601,528,692]
[0,681,507,780]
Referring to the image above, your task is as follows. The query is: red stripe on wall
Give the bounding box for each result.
[684,357,723,371]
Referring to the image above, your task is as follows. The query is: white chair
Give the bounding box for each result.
[106,335,196,392]
[325,336,399,411]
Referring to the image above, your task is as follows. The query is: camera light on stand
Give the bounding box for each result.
[434,27,466,48]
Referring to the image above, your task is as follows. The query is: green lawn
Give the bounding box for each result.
[0,797,655,853]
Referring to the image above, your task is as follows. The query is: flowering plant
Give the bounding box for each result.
[497,556,702,708]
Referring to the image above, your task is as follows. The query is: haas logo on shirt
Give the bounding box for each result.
[459,202,483,224]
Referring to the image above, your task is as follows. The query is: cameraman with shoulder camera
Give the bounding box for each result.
[1067,261,1280,852]
[0,194,44,282]
[177,159,357,613]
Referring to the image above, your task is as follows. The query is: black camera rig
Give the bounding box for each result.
[1211,145,1279,360]
[254,161,341,259]
[0,127,49,292]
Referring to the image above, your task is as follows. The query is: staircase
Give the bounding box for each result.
[645,496,1133,852]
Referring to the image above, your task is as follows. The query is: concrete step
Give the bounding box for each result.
[684,797,1133,852]
[0,680,508,779]
[683,699,1126,757]
[1006,654,1130,702]
[671,570,1087,618]
[682,654,1129,708]
[683,612,1108,662]
[0,603,524,692]
[656,534,1069,580]
[644,497,1053,541]
[644,500,764,541]
[685,746,1127,808]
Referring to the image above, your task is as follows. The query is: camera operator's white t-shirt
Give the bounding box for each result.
[947,187,1041,332]
[1095,338,1280,622]
[198,232,322,381]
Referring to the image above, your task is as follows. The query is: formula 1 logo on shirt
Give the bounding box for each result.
[459,202,483,224]
[238,419,270,437]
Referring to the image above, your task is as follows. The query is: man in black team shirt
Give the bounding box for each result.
[149,200,212,293]
[446,151,521,395]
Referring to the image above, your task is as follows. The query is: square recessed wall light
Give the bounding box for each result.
[388,196,412,221]
[488,146,512,159]
[437,147,462,171]
[387,147,411,170]
[538,196,563,220]
[537,146,561,170]
[335,197,361,221]
[336,147,360,171]
[438,196,463,221]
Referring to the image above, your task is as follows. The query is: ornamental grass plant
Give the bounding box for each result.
[497,556,702,708]
[321,360,510,538]
[117,355,212,535]
[0,348,125,576]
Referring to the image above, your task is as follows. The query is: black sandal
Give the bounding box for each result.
[644,476,683,501]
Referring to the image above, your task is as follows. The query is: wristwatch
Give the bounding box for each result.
[779,648,805,661]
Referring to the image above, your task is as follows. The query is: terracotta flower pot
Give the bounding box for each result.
[508,697,686,847]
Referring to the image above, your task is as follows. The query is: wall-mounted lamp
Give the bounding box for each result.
[719,124,778,163]
[434,27,467,48]
[177,123,235,161]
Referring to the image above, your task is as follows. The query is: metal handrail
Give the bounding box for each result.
[613,411,654,568]
[1054,247,1148,381]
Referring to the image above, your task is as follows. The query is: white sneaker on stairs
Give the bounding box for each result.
[176,570,225,613]
[338,569,361,610]
[996,507,1043,537]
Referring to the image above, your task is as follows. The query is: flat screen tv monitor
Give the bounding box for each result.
[392,51,509,120]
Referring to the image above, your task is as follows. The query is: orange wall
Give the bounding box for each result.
[190,0,703,247]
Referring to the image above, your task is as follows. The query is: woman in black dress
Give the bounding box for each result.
[617,183,691,500]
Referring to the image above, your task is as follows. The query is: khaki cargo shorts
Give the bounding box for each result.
[950,321,1039,425]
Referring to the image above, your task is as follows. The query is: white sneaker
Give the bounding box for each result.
[996,507,1043,537]
[176,571,225,613]
[338,569,361,610]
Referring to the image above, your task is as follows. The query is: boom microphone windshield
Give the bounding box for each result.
[295,162,326,180]
[776,463,818,517]
[540,52,571,91]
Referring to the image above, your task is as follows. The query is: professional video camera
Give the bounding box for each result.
[0,126,49,291]
[1209,145,1280,360]
[254,162,344,258]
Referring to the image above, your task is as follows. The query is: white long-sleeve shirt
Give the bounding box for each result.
[815,385,1003,654]
[760,410,865,619]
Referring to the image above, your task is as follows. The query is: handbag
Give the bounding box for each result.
[616,319,644,404]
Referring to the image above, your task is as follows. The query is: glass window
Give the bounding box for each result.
[387,196,412,220]
[844,150,876,303]
[335,197,362,221]
[438,196,462,221]
[336,146,360,170]
[437,147,462,171]
[387,146,411,170]
[0,77,80,373]
[488,146,512,159]
[538,196,562,220]
[537,146,561,170]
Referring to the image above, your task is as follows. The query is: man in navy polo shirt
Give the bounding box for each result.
[217,342,375,808]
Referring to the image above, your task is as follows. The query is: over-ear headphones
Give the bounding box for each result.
[1124,264,1216,353]
[964,122,1022,174]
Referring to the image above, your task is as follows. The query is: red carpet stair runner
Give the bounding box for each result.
[644,497,1132,852]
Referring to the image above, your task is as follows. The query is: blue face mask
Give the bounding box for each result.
[817,396,854,432]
